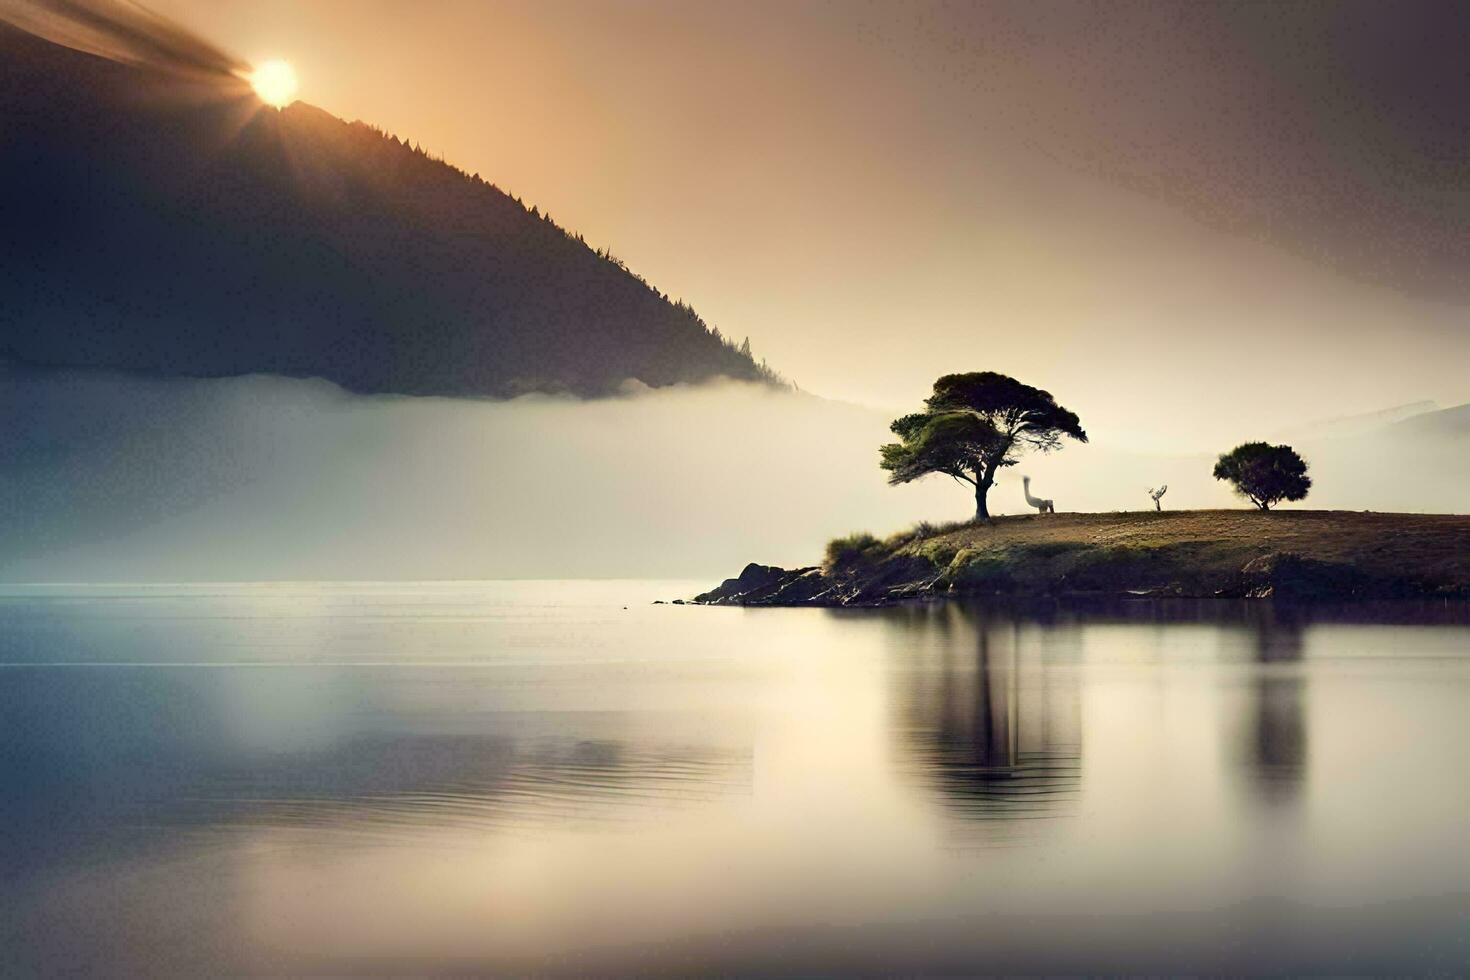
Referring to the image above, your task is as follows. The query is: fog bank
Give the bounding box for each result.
[3,369,1465,581]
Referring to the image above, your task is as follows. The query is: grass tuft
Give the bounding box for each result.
[824,531,883,571]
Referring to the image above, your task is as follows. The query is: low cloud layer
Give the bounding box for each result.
[3,369,1465,582]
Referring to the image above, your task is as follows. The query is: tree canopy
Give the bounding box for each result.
[1212,442,1312,511]
[879,372,1087,520]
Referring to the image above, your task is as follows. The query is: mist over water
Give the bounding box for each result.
[0,369,943,580]
[4,367,1465,582]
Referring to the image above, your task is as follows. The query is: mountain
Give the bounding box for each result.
[1276,401,1440,442]
[0,22,778,397]
[1394,403,1470,439]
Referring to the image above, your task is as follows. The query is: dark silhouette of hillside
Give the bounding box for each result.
[0,22,781,396]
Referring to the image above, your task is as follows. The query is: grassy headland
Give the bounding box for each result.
[695,510,1470,605]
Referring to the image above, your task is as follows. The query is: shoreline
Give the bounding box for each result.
[690,510,1470,606]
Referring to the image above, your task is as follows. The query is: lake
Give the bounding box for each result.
[3,582,1469,974]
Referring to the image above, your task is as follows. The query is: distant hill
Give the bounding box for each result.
[1394,403,1470,439]
[0,23,779,397]
[1275,401,1439,441]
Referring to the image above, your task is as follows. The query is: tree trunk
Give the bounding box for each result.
[974,472,993,521]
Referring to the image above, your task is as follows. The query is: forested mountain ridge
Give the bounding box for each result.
[0,23,781,396]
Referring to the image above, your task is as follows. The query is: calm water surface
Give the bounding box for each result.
[2,582,1469,974]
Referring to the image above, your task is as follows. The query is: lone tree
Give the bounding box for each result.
[880,372,1087,521]
[1212,442,1312,511]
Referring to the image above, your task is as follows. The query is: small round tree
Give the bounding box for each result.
[1212,442,1311,511]
[880,372,1087,521]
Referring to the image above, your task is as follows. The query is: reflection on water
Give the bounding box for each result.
[886,604,1081,842]
[183,734,749,838]
[1,667,749,874]
[3,583,1470,975]
[1247,606,1309,805]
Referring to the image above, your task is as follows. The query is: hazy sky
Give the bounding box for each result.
[147,0,1470,450]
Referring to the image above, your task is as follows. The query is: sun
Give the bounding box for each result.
[249,60,298,108]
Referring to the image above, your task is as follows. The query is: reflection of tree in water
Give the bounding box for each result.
[891,605,1081,843]
[1245,606,1308,805]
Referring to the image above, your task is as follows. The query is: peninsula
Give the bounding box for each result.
[693,510,1470,605]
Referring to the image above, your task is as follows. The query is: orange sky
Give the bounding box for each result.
[149,0,1470,450]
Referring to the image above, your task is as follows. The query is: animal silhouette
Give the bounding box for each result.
[1022,476,1055,514]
